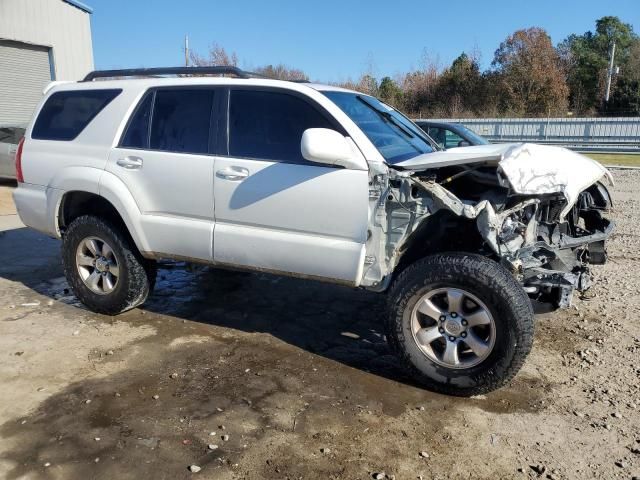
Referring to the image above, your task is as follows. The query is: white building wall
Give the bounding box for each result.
[0,0,94,81]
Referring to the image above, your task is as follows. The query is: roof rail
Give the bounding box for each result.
[82,66,266,82]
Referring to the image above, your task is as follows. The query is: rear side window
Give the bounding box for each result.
[229,90,334,163]
[120,92,153,149]
[149,89,214,154]
[32,89,121,141]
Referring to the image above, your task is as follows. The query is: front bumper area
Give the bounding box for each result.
[503,218,614,308]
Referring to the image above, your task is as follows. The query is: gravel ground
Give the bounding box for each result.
[0,171,638,480]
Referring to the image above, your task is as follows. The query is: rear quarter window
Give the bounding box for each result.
[32,89,122,141]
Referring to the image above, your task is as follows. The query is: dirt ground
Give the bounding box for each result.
[0,172,638,480]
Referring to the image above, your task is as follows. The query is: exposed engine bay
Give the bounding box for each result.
[361,143,614,308]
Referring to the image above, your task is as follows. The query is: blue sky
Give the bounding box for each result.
[91,0,639,82]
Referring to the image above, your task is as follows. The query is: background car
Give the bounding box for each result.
[414,120,489,149]
[0,125,25,179]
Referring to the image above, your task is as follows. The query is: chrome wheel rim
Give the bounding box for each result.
[76,236,120,295]
[411,287,496,369]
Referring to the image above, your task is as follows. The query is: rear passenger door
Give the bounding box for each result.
[212,88,369,284]
[108,87,220,262]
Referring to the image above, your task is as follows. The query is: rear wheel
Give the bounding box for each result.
[387,253,534,396]
[62,215,156,315]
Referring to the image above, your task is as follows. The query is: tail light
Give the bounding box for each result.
[15,137,25,183]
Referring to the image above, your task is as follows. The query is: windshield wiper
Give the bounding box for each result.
[356,96,415,139]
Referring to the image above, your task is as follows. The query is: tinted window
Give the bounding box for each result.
[121,92,153,149]
[427,127,447,148]
[32,89,121,141]
[229,90,334,163]
[149,89,214,154]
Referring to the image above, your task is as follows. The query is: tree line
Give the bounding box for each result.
[190,16,639,118]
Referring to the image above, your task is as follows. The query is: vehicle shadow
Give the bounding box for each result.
[0,226,409,385]
[0,226,552,389]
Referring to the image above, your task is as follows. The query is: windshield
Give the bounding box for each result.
[323,91,436,164]
[458,125,489,145]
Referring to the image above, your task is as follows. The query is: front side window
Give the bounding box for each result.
[444,129,465,148]
[323,91,435,164]
[228,90,334,163]
[149,89,215,154]
[458,125,489,145]
[427,127,447,148]
[32,89,121,141]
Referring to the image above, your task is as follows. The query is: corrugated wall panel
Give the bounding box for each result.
[0,40,51,124]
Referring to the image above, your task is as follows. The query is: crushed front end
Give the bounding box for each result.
[360,143,615,309]
[494,183,613,307]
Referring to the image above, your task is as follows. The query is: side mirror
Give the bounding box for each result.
[301,128,362,169]
[457,140,471,147]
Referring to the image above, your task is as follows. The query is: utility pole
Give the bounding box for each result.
[184,35,189,67]
[604,41,616,102]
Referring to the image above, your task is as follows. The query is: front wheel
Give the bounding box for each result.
[62,215,156,315]
[386,253,534,396]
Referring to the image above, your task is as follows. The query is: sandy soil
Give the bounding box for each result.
[0,179,17,215]
[0,171,638,480]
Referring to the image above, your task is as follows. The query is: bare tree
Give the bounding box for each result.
[189,43,238,67]
[255,64,308,81]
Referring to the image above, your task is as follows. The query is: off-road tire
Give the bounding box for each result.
[62,215,156,315]
[386,253,534,396]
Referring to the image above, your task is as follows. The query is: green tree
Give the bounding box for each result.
[378,76,403,107]
[560,16,637,114]
[434,53,484,116]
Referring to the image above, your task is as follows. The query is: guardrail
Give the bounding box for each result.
[423,117,640,153]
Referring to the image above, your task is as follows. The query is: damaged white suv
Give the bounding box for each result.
[13,67,614,396]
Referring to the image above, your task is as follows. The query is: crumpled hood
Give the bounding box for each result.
[395,142,613,217]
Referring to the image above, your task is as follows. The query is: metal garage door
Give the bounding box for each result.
[0,39,52,125]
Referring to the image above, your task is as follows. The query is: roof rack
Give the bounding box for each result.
[82,66,266,82]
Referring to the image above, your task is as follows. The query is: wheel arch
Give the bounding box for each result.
[59,184,151,255]
[393,210,488,281]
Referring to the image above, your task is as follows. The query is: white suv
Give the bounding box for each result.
[13,66,614,396]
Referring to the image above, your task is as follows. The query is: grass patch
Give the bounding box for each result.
[585,153,640,167]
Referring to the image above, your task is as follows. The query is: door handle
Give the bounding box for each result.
[216,166,249,181]
[116,156,143,169]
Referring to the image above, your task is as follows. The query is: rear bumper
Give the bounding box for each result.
[12,183,59,237]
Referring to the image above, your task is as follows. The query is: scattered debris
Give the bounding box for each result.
[189,465,201,473]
